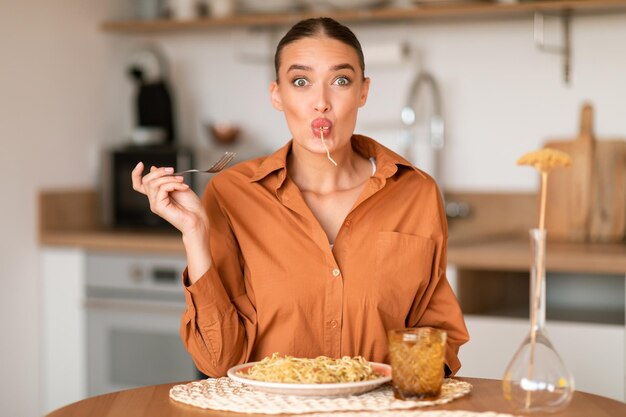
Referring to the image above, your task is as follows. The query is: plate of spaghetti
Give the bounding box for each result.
[227,353,391,396]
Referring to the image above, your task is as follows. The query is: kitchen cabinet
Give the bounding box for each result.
[444,192,626,401]
[455,315,624,401]
[447,263,626,401]
[40,247,191,415]
[41,248,86,415]
[39,229,185,412]
[101,0,626,34]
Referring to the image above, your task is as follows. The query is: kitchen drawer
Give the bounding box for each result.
[86,251,186,293]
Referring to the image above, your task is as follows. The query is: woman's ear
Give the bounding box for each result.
[270,81,283,111]
[359,77,371,108]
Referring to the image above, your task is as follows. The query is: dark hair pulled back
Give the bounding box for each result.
[274,17,365,82]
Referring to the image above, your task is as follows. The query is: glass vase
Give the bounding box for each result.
[502,228,575,413]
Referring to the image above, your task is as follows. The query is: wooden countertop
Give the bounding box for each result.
[38,188,185,254]
[39,189,626,274]
[40,229,184,254]
[39,229,626,274]
[448,235,626,275]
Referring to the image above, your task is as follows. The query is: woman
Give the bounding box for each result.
[132,17,469,378]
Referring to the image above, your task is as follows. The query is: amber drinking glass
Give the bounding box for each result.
[387,327,447,400]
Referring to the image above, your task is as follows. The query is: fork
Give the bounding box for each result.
[170,152,236,175]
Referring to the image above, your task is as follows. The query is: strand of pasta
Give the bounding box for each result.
[320,127,338,166]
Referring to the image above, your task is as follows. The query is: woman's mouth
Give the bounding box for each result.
[312,118,332,138]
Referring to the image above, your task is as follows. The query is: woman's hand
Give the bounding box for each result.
[131,162,208,235]
[132,162,213,283]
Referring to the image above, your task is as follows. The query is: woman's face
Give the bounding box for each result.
[270,36,370,156]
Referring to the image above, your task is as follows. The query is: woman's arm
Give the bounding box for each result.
[131,163,256,375]
[182,219,212,285]
[180,179,257,376]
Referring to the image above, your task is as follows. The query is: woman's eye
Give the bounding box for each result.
[334,76,351,86]
[293,78,309,87]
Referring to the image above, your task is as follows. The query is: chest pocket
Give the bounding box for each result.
[373,231,437,318]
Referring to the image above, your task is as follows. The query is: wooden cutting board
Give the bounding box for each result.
[543,104,595,242]
[543,103,626,243]
[590,138,626,242]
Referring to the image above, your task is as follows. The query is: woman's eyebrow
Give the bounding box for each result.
[287,64,312,73]
[286,63,356,73]
[331,63,356,72]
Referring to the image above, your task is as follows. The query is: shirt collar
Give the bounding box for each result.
[249,140,292,184]
[351,134,420,180]
[249,134,422,185]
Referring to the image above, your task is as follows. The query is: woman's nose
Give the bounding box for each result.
[314,85,331,114]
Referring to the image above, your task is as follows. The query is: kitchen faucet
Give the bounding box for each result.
[401,70,470,220]
[401,70,445,184]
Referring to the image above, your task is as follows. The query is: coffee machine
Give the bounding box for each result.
[104,45,194,230]
[127,45,176,146]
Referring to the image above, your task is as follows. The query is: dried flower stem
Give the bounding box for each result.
[539,172,548,231]
[526,225,546,409]
[528,171,549,388]
[516,148,571,410]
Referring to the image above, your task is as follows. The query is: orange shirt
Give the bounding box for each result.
[181,135,469,377]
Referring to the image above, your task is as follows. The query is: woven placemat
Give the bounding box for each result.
[170,377,472,414]
[306,412,518,417]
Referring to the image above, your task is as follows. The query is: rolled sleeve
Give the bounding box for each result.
[179,179,257,377]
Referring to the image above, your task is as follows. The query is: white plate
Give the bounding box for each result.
[227,361,392,396]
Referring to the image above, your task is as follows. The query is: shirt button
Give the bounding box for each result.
[332,268,341,277]
[330,320,338,328]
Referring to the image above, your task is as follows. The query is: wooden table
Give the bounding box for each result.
[46,377,625,417]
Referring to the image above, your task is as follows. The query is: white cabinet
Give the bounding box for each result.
[41,248,87,415]
[40,248,189,415]
[457,315,625,401]
[449,265,626,402]
[455,316,527,381]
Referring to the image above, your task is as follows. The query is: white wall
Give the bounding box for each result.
[131,13,626,192]
[0,1,129,416]
[1,2,625,416]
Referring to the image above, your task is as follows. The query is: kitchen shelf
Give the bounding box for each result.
[101,0,626,34]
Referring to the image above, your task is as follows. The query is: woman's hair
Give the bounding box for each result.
[274,17,365,82]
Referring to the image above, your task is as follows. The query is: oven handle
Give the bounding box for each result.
[84,297,185,315]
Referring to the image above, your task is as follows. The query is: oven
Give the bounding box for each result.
[85,252,199,396]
